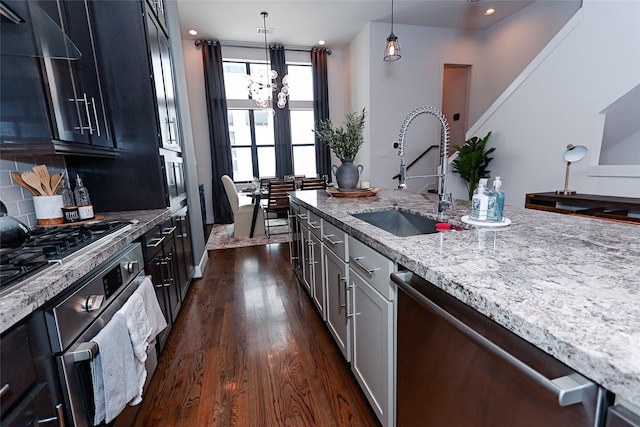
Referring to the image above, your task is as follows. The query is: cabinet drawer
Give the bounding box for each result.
[308,210,322,239]
[322,220,348,262]
[349,238,395,300]
[0,324,37,414]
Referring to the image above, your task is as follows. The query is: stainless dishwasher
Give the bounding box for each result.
[391,271,608,427]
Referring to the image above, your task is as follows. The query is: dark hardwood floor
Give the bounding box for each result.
[133,243,379,426]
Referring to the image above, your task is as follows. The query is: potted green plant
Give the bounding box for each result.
[451,131,495,200]
[315,108,366,191]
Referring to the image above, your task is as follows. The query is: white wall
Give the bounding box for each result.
[462,0,640,207]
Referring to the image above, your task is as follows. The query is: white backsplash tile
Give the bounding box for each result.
[0,155,67,227]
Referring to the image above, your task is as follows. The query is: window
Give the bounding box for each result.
[222,60,316,181]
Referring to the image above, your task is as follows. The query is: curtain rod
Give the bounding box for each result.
[194,40,332,55]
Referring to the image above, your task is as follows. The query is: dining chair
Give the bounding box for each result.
[301,177,327,190]
[264,179,295,237]
[221,175,266,237]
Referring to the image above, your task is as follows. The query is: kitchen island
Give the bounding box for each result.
[290,188,640,408]
[0,209,170,334]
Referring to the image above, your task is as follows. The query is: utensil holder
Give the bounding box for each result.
[33,195,64,225]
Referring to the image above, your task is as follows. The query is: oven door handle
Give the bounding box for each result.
[64,341,99,363]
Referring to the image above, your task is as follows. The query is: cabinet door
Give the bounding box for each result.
[0,1,52,145]
[311,232,325,319]
[174,209,193,301]
[146,7,181,152]
[145,250,171,350]
[301,225,312,294]
[350,269,394,427]
[39,0,112,147]
[323,246,350,361]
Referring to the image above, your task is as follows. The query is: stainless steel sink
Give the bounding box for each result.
[351,209,442,237]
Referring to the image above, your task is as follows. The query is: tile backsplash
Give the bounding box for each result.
[0,155,67,227]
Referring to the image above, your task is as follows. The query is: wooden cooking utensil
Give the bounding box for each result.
[50,171,65,195]
[11,171,40,196]
[21,171,46,196]
[33,165,53,196]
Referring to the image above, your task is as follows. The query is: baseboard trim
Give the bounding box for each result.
[193,250,209,278]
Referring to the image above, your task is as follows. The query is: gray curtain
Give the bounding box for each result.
[270,45,293,178]
[200,40,234,224]
[311,48,331,181]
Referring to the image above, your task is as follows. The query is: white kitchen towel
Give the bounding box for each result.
[117,292,152,363]
[135,276,168,339]
[90,312,138,425]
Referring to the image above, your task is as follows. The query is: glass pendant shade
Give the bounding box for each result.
[246,12,289,112]
[384,33,401,61]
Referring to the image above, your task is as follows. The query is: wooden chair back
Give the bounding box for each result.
[265,179,295,213]
[301,178,326,190]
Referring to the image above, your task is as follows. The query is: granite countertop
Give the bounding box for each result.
[0,208,170,334]
[290,188,640,407]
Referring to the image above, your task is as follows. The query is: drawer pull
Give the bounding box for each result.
[350,256,381,277]
[146,236,165,248]
[0,383,9,398]
[161,226,177,235]
[323,234,343,245]
[309,221,320,229]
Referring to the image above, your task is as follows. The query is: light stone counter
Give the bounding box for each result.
[290,188,640,407]
[0,208,170,334]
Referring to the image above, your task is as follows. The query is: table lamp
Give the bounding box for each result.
[556,144,588,195]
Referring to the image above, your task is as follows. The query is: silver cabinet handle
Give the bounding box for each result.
[161,226,177,235]
[146,236,165,248]
[390,272,597,407]
[296,213,308,220]
[309,221,320,230]
[323,234,343,245]
[349,256,381,277]
[37,403,66,426]
[0,383,9,398]
[90,96,101,136]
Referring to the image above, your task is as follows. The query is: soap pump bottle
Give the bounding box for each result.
[470,178,489,220]
[74,175,94,220]
[487,176,505,222]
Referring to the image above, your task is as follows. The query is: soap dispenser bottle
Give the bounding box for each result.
[487,176,505,222]
[470,178,489,220]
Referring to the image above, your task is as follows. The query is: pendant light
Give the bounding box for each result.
[384,0,401,61]
[246,12,289,115]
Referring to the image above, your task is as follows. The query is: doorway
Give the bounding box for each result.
[442,65,471,155]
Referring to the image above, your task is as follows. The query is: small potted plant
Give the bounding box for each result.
[314,108,367,191]
[451,131,495,200]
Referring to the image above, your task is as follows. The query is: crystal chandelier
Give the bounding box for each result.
[246,12,289,115]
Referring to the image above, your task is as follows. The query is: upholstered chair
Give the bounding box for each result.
[221,175,266,237]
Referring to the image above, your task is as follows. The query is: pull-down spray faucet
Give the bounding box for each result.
[395,106,455,221]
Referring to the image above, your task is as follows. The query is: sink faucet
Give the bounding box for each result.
[395,106,455,221]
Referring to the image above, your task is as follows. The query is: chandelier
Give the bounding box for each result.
[246,12,289,115]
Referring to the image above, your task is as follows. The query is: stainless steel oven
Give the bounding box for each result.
[44,243,157,427]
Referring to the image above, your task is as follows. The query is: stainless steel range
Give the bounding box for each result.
[0,220,133,292]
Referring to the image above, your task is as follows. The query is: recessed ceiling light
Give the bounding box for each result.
[484,8,496,16]
[318,40,326,46]
[188,29,198,36]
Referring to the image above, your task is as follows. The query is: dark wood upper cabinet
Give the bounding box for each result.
[0,0,117,157]
[39,0,114,149]
[146,7,181,153]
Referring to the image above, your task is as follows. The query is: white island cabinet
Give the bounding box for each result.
[349,237,396,427]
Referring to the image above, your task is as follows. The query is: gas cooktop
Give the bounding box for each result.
[0,220,132,292]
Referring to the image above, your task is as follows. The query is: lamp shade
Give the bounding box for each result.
[384,33,401,61]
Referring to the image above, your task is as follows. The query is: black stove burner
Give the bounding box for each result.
[0,220,131,291]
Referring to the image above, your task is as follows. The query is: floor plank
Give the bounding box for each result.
[133,243,380,427]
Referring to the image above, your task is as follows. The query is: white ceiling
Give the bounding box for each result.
[176,0,536,49]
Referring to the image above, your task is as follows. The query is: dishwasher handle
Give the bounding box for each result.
[390,272,596,407]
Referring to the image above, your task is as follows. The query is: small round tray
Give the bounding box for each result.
[461,215,512,227]
[326,188,381,198]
